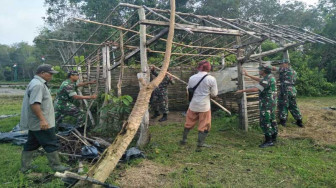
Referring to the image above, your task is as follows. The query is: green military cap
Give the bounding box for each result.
[258,64,272,73]
[281,58,290,64]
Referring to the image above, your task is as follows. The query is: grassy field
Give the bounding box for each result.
[0,95,335,187]
[0,95,64,187]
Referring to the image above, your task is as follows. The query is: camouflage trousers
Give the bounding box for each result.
[55,103,85,128]
[278,93,302,121]
[260,105,278,137]
[151,94,169,114]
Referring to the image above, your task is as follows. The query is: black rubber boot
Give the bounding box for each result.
[272,132,278,143]
[279,119,286,126]
[179,128,190,145]
[46,151,70,172]
[196,131,211,152]
[296,119,304,127]
[259,135,274,148]
[151,111,160,119]
[158,113,168,122]
[21,150,36,173]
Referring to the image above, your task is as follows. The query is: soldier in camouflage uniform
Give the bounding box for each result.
[150,66,175,122]
[272,59,303,127]
[54,71,97,128]
[237,65,278,148]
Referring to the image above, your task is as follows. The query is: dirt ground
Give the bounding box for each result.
[149,111,186,126]
[116,160,173,188]
[280,101,336,145]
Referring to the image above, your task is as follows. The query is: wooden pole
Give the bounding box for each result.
[117,31,125,97]
[137,7,150,148]
[236,36,248,131]
[237,42,300,61]
[77,65,96,129]
[99,45,111,127]
[55,171,118,188]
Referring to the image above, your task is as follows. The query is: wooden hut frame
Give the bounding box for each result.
[48,2,336,186]
[50,3,335,132]
[49,3,336,131]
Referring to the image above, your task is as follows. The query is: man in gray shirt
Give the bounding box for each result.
[20,64,68,172]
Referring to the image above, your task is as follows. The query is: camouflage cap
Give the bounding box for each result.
[281,58,290,64]
[67,70,79,78]
[68,70,79,75]
[258,65,272,73]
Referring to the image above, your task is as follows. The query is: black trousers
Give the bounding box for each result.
[23,127,59,153]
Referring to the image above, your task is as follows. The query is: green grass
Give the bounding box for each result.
[0,95,64,187]
[0,95,336,187]
[136,117,336,187]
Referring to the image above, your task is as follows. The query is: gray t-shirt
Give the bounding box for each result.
[19,75,55,131]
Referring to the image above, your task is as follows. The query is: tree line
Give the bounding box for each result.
[0,0,335,96]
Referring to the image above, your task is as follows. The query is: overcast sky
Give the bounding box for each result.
[0,0,320,46]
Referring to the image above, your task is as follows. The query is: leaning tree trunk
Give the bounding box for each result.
[74,1,176,187]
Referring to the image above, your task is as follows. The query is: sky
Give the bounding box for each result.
[0,0,320,46]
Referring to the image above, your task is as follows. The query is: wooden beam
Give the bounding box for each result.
[110,28,169,70]
[208,16,261,39]
[238,42,301,60]
[147,49,221,57]
[47,39,101,46]
[119,3,237,22]
[140,19,251,36]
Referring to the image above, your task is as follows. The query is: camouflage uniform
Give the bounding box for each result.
[54,79,85,127]
[277,67,302,121]
[257,74,278,137]
[150,70,174,114]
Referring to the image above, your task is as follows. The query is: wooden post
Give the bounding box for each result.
[77,66,95,127]
[117,31,125,97]
[137,7,150,148]
[236,36,248,131]
[99,45,111,126]
[259,45,262,66]
[221,53,226,69]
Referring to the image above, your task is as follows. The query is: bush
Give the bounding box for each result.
[290,51,336,96]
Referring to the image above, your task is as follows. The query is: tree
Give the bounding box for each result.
[74,0,176,186]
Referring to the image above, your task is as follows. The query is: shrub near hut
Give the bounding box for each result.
[95,92,133,136]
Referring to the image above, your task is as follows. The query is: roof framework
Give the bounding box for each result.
[49,3,336,68]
